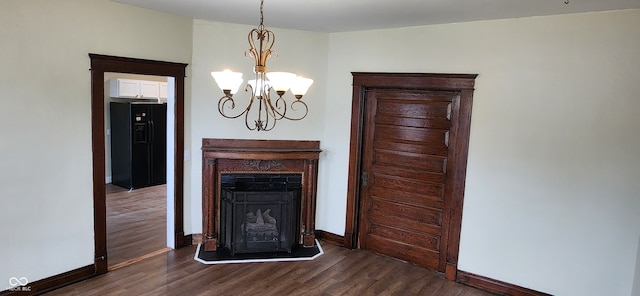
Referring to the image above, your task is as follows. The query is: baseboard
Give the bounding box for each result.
[192,233,203,245]
[0,233,190,295]
[0,264,94,296]
[315,230,345,247]
[175,232,192,248]
[456,270,552,296]
[106,176,112,184]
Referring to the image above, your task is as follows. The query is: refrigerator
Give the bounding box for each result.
[110,102,167,190]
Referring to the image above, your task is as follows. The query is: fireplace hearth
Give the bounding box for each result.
[201,139,321,253]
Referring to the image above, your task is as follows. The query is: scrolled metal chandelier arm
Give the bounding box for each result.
[217,92,254,120]
[265,95,309,121]
[267,95,287,120]
[217,81,310,131]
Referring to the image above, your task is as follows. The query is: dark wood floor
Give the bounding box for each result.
[46,240,494,295]
[106,184,167,269]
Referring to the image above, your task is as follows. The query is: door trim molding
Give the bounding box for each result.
[344,72,477,280]
[89,54,188,275]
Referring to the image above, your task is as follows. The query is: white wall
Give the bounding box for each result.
[187,20,328,234]
[0,0,192,289]
[634,236,640,296]
[324,10,640,296]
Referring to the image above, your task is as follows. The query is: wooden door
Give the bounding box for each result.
[346,73,476,279]
[358,89,458,271]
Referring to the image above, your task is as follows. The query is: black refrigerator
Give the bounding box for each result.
[110,102,167,190]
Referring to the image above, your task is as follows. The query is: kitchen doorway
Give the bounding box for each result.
[104,72,171,270]
[89,54,188,275]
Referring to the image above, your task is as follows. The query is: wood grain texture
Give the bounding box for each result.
[106,184,167,269]
[356,89,457,272]
[314,230,345,247]
[201,139,321,250]
[457,271,552,296]
[44,242,494,296]
[345,72,477,281]
[108,248,171,271]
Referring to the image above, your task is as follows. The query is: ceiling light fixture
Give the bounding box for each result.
[211,0,313,131]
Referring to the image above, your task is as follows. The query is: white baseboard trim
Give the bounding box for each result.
[106,176,112,184]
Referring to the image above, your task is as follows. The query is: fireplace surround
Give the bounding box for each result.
[201,139,321,252]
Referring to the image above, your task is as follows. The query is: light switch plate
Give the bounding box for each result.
[184,150,191,161]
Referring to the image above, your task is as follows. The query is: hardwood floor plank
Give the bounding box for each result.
[106,184,167,268]
[108,247,171,271]
[46,241,494,296]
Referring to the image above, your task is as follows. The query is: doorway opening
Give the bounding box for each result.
[104,72,172,270]
[89,54,188,275]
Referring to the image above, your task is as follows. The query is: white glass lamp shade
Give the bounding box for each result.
[228,77,244,94]
[290,76,314,98]
[211,70,243,94]
[266,72,296,93]
[248,79,269,97]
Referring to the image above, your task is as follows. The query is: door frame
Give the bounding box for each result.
[344,72,477,280]
[89,54,188,275]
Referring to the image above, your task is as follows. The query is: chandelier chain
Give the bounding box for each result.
[259,0,265,29]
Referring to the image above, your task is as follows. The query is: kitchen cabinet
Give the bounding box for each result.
[110,78,161,99]
[159,82,168,100]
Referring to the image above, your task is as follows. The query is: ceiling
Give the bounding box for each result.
[112,0,640,32]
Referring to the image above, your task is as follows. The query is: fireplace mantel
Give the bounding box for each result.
[201,138,321,251]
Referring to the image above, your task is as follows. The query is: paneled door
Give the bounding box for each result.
[346,73,476,279]
[359,89,459,271]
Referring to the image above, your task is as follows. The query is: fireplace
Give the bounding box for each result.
[201,139,321,253]
[220,173,301,255]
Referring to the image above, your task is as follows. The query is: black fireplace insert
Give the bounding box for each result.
[220,174,301,255]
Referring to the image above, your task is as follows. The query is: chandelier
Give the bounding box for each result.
[211,0,313,131]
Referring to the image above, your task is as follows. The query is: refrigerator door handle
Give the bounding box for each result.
[148,120,154,144]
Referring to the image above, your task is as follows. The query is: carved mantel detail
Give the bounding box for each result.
[201,138,321,252]
[242,159,284,171]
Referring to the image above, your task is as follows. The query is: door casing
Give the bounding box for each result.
[344,72,477,280]
[89,54,188,275]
